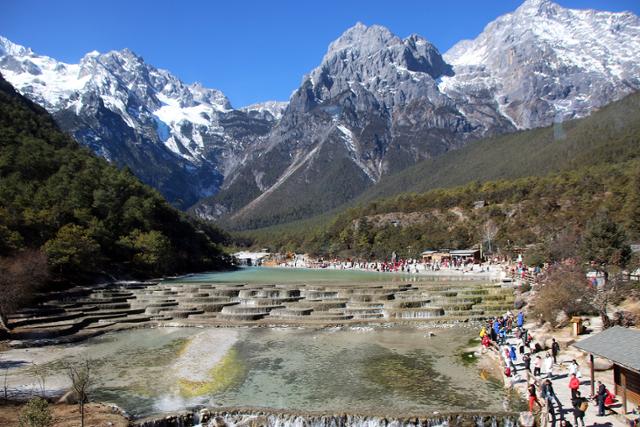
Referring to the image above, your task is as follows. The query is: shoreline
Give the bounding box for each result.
[260,263,505,280]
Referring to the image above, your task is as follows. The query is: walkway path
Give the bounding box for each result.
[491,323,629,427]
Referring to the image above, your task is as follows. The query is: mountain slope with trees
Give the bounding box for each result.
[235,90,640,254]
[253,161,640,258]
[0,73,231,328]
[357,90,640,203]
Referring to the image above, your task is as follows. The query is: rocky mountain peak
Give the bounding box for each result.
[441,0,640,129]
[304,23,451,110]
[326,22,400,57]
[515,0,560,17]
[0,36,33,57]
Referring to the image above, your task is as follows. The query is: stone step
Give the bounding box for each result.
[237,297,302,306]
[217,312,268,321]
[76,302,131,310]
[383,307,445,319]
[9,312,84,328]
[346,302,384,309]
[221,305,284,315]
[293,300,348,311]
[305,313,354,321]
[269,308,313,318]
[178,301,239,313]
[352,313,385,319]
[238,289,301,299]
[208,288,242,297]
[301,290,340,299]
[105,315,152,324]
[338,308,383,315]
[160,309,204,319]
[383,300,431,309]
[348,294,394,302]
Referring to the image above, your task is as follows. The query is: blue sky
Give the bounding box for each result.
[2,0,638,107]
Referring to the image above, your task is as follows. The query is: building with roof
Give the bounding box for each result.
[450,249,481,263]
[420,250,451,263]
[572,326,640,414]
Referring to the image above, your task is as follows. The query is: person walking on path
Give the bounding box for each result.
[596,380,607,416]
[571,390,587,427]
[517,311,525,328]
[568,360,580,378]
[542,379,563,427]
[509,345,517,362]
[542,379,563,409]
[569,373,580,399]
[523,353,532,373]
[544,353,554,378]
[529,382,542,413]
[534,355,543,377]
[551,338,560,364]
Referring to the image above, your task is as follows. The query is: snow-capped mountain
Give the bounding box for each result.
[440,0,640,129]
[0,36,278,208]
[2,0,639,226]
[194,1,640,228]
[193,22,516,227]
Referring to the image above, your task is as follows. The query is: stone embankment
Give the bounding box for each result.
[7,280,515,347]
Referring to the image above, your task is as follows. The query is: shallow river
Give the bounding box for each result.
[3,268,522,418]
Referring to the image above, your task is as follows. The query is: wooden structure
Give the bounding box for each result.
[420,250,451,263]
[449,249,481,263]
[573,326,640,414]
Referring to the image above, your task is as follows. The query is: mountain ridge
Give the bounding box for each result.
[1,0,639,224]
[198,0,640,229]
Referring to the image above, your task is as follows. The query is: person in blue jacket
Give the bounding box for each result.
[517,311,525,328]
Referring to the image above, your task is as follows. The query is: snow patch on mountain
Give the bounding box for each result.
[240,100,288,120]
[440,0,640,128]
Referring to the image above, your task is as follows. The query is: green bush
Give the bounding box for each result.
[18,397,53,427]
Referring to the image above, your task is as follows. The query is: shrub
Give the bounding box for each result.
[18,397,53,427]
[531,263,592,327]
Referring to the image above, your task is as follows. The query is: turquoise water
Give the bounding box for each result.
[4,269,516,419]
[7,326,521,417]
[167,267,467,284]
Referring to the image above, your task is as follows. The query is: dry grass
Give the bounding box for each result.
[0,402,128,427]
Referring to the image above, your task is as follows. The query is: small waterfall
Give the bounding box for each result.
[134,410,520,427]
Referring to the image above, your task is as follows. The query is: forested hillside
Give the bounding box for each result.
[357,91,640,203]
[235,91,640,256]
[0,74,230,287]
[237,159,640,259]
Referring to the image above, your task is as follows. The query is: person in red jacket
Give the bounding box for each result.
[569,373,580,398]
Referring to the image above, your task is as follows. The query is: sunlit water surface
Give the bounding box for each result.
[5,269,521,418]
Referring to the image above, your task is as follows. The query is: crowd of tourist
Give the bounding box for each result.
[479,312,622,427]
[284,256,496,274]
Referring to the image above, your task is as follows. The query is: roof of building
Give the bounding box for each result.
[450,249,480,256]
[572,326,640,373]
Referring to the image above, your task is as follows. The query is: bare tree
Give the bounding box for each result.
[0,250,49,332]
[66,360,92,427]
[31,363,47,398]
[583,274,635,328]
[4,368,8,401]
[482,220,499,254]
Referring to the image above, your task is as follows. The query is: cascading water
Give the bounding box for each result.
[136,409,521,427]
